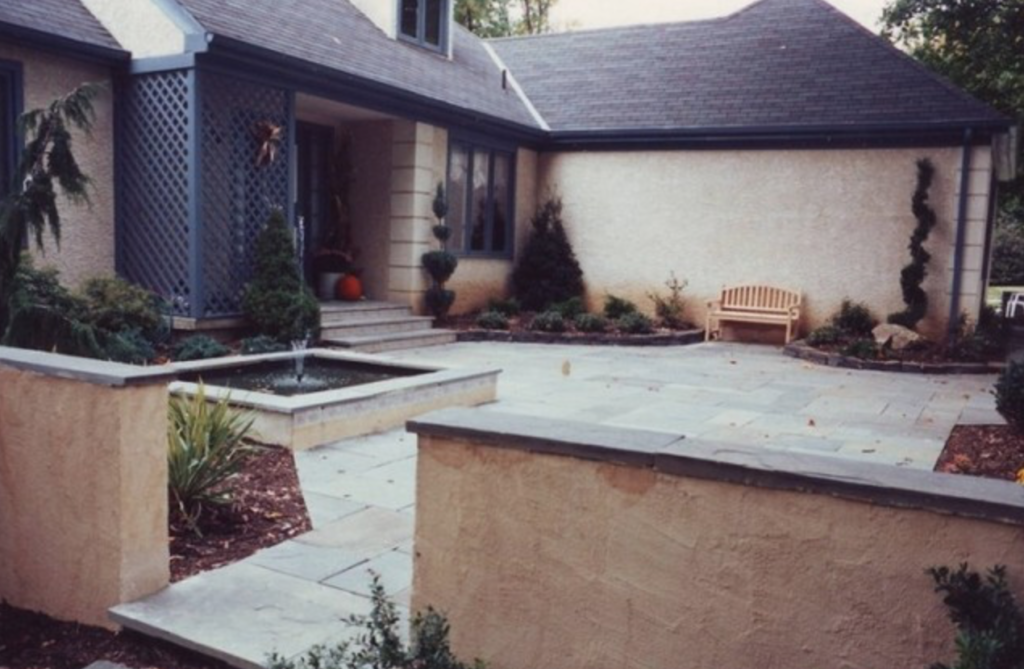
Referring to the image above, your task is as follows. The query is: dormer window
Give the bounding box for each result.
[399,0,448,52]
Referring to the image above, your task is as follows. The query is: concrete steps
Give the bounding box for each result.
[318,301,454,352]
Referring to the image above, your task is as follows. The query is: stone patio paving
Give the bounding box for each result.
[111,342,1003,668]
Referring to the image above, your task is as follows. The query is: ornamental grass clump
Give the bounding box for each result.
[423,184,458,322]
[242,208,320,343]
[168,384,254,534]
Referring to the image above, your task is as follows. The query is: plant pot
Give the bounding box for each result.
[318,272,344,300]
[336,274,363,302]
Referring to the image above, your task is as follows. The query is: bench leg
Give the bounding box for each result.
[705,314,712,341]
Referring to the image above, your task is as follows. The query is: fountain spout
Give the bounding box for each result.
[291,336,310,384]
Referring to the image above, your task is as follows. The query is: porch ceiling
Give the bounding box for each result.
[296,93,397,125]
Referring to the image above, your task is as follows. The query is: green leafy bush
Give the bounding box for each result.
[550,296,586,320]
[241,335,288,355]
[512,198,584,311]
[173,335,230,362]
[617,312,654,335]
[991,223,1024,286]
[647,273,688,329]
[927,564,1024,669]
[807,325,843,346]
[841,338,879,360]
[995,361,1024,433]
[78,275,163,337]
[603,294,637,320]
[475,310,509,330]
[168,384,254,533]
[269,574,485,669]
[487,297,520,317]
[888,159,938,330]
[831,299,877,337]
[530,310,566,333]
[104,328,157,365]
[242,209,321,343]
[574,313,607,333]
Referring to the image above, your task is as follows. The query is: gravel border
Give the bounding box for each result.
[783,340,1004,375]
[455,328,705,347]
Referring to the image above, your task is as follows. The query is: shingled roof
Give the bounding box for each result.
[0,0,125,58]
[490,0,1009,134]
[177,0,540,130]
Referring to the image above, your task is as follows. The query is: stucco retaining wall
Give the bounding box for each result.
[538,145,994,340]
[0,43,117,287]
[410,409,1024,669]
[0,348,172,628]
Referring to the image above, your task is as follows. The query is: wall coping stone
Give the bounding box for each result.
[409,408,1024,526]
[0,346,179,388]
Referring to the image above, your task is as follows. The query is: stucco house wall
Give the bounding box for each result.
[538,144,994,339]
[0,43,117,287]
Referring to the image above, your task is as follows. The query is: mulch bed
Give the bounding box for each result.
[450,313,703,347]
[784,340,1004,375]
[0,602,229,669]
[936,425,1024,482]
[170,445,312,582]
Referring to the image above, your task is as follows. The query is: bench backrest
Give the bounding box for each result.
[720,285,801,313]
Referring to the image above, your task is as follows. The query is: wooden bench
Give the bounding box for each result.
[705,285,802,344]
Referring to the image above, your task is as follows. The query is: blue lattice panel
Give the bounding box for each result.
[118,70,194,316]
[199,71,291,317]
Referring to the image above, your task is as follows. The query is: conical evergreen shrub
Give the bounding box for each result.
[242,209,320,342]
[512,198,584,311]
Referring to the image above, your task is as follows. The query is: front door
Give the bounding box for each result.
[295,121,334,285]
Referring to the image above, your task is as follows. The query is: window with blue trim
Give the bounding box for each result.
[399,0,448,51]
[447,140,515,257]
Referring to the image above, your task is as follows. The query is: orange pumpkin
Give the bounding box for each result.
[336,274,363,302]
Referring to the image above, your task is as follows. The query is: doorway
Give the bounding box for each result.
[295,121,334,286]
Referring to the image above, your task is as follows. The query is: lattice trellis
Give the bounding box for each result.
[118,70,193,316]
[199,71,291,317]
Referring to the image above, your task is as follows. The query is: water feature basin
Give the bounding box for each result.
[172,349,499,450]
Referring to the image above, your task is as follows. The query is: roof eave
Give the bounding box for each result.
[0,21,129,65]
[204,34,547,146]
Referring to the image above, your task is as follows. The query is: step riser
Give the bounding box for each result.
[321,320,433,338]
[346,333,457,353]
[321,308,411,324]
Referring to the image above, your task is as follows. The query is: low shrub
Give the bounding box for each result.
[831,299,877,337]
[104,328,157,365]
[487,297,520,317]
[476,310,509,331]
[550,296,586,320]
[241,335,288,355]
[173,335,230,362]
[268,574,484,669]
[807,325,843,347]
[841,338,879,360]
[647,273,688,329]
[603,294,637,320]
[167,384,254,533]
[78,275,163,338]
[948,311,1004,362]
[927,564,1024,669]
[995,361,1024,433]
[617,312,654,335]
[530,310,566,333]
[574,313,607,333]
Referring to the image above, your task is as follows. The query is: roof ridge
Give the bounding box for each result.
[807,0,1009,123]
[485,0,772,43]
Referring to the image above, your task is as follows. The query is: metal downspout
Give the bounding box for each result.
[948,127,973,342]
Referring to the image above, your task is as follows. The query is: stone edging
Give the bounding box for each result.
[0,345,180,387]
[784,340,1004,375]
[409,408,1024,527]
[456,328,704,347]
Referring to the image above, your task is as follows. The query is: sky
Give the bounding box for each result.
[550,0,891,33]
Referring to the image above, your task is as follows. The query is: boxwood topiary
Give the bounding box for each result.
[242,209,320,343]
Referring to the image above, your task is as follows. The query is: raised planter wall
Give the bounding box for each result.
[409,409,1024,669]
[0,347,174,628]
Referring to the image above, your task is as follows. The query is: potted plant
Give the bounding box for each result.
[312,248,351,300]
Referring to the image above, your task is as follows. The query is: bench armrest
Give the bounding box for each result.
[787,305,801,319]
[707,299,721,311]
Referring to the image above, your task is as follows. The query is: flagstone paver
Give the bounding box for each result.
[111,342,1003,668]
